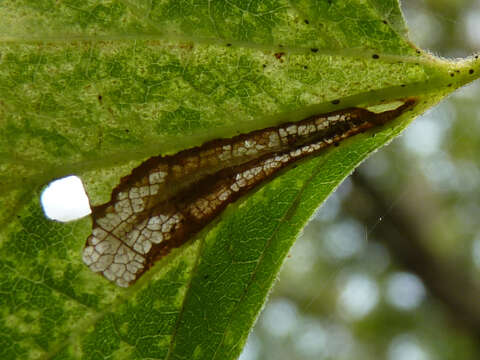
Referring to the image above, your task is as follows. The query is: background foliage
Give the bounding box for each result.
[242,1,480,359]
[0,0,479,360]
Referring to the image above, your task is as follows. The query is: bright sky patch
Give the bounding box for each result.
[41,175,92,222]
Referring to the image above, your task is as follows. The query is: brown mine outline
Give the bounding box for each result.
[88,97,417,283]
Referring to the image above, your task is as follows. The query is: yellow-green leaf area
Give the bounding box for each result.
[1,0,480,359]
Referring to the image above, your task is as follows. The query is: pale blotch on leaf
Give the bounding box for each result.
[83,99,417,287]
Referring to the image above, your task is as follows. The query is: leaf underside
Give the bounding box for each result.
[0,1,478,359]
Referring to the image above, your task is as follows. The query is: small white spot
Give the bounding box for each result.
[150,232,164,244]
[91,254,113,272]
[150,184,160,195]
[219,151,232,161]
[129,187,140,199]
[286,125,297,135]
[237,178,247,187]
[315,118,327,127]
[134,237,152,254]
[298,125,307,135]
[110,263,126,277]
[149,171,167,184]
[141,226,152,236]
[88,229,104,244]
[147,216,162,230]
[131,198,144,213]
[139,186,149,197]
[82,246,98,265]
[252,166,262,176]
[117,192,128,200]
[40,175,91,222]
[218,190,231,201]
[290,149,302,157]
[142,240,152,253]
[244,139,255,148]
[103,269,116,281]
[162,222,173,233]
[115,253,129,264]
[105,213,121,228]
[123,271,137,282]
[95,237,120,254]
[127,262,143,274]
[116,279,129,287]
[243,170,254,180]
[268,133,280,147]
[126,229,140,246]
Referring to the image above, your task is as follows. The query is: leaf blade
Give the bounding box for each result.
[1,1,479,359]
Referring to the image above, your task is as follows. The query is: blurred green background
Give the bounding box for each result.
[240,1,480,359]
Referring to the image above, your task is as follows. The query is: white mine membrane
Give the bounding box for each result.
[40,175,92,222]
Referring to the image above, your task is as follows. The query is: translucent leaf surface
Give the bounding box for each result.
[0,1,479,359]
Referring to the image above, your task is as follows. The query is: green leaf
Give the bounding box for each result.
[0,1,478,359]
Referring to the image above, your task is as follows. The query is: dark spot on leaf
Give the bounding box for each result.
[303,65,308,70]
[416,50,421,54]
[331,99,340,105]
[450,73,454,77]
[469,69,475,74]
[372,54,379,59]
[304,19,309,24]
[274,52,285,61]
[311,48,319,53]
[262,64,267,68]
[226,43,232,47]
[401,84,406,87]
[125,129,130,133]
[179,43,194,50]
[383,20,388,24]
[278,44,284,48]
[98,95,102,102]
[447,83,452,87]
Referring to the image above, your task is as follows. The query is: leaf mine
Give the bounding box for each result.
[83,98,417,287]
